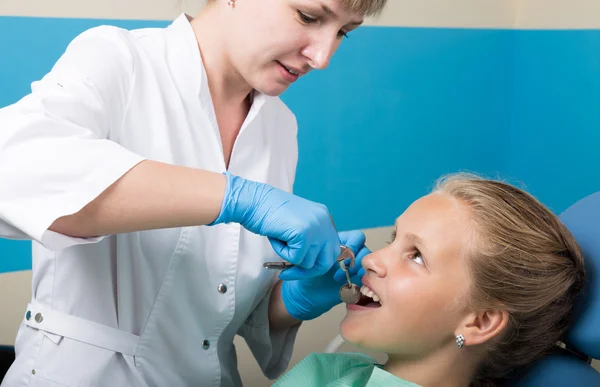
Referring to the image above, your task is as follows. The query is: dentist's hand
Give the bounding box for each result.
[210,172,340,280]
[281,230,371,321]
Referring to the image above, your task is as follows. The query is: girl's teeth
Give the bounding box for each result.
[359,285,380,303]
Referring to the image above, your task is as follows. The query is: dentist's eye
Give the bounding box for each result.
[297,10,318,24]
[411,250,425,266]
[337,30,349,39]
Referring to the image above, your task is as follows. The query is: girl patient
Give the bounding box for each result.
[274,173,586,387]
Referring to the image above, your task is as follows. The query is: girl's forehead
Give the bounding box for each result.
[398,194,474,256]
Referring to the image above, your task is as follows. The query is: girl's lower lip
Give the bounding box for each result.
[346,303,379,311]
[277,61,299,83]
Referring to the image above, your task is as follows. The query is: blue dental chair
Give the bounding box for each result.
[506,191,600,386]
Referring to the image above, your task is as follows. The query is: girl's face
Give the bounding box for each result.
[340,192,476,358]
[225,0,363,96]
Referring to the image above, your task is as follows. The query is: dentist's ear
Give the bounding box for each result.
[457,308,509,347]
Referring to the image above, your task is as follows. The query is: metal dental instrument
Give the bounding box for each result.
[339,282,361,304]
[263,245,361,305]
[263,245,354,271]
[337,246,361,304]
[337,245,355,283]
[262,261,295,270]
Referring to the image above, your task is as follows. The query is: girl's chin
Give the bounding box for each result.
[339,321,370,349]
[340,321,392,356]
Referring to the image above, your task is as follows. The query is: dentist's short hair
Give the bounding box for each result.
[337,0,388,17]
[206,0,388,17]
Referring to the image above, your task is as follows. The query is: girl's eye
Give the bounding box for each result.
[388,229,427,267]
[411,250,425,266]
[387,230,397,245]
[297,10,317,24]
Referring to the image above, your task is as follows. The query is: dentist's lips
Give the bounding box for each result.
[276,61,301,83]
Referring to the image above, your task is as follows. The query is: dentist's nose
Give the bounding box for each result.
[302,35,339,70]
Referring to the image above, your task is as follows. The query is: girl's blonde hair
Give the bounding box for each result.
[434,173,586,386]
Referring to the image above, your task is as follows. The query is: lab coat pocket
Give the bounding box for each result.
[40,330,63,346]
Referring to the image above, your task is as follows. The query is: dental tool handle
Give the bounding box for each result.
[263,262,294,270]
[342,264,353,287]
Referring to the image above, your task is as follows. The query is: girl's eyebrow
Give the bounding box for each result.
[405,232,427,252]
[392,224,429,253]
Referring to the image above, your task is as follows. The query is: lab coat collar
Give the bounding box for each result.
[164,14,204,99]
[165,14,266,114]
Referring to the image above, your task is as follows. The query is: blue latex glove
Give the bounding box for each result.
[281,230,371,321]
[211,172,340,280]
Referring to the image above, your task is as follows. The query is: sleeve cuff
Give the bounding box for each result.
[32,150,146,250]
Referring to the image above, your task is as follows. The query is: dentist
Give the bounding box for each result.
[0,0,387,386]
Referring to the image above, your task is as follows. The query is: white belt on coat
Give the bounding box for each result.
[23,302,140,356]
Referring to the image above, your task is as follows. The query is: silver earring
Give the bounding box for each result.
[227,0,235,6]
[456,334,465,349]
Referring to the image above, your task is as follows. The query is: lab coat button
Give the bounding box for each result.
[217,283,227,293]
[34,313,43,323]
[25,310,31,321]
[202,340,210,350]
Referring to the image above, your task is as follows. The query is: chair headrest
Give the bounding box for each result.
[559,191,600,359]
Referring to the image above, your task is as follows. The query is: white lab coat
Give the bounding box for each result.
[0,14,300,387]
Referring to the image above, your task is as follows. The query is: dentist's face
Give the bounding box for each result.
[340,193,475,358]
[225,0,363,96]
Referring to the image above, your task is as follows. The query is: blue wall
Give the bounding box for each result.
[0,18,171,273]
[509,30,600,214]
[288,27,512,230]
[12,17,597,274]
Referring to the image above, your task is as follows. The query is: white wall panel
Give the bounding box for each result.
[0,0,515,28]
[516,0,600,29]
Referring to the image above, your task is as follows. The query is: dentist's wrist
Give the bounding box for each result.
[269,280,302,330]
[209,172,252,226]
[281,281,333,321]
